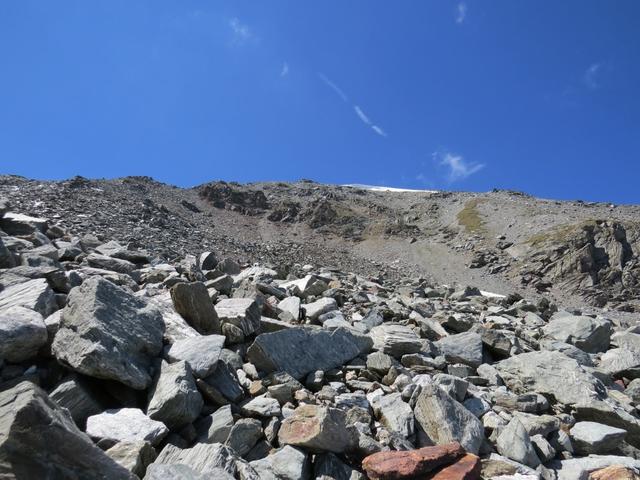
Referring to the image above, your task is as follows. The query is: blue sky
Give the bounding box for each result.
[1,2,639,203]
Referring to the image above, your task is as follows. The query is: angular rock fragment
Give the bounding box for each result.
[52,277,164,390]
[370,324,423,357]
[435,331,484,368]
[570,421,627,455]
[0,277,57,317]
[170,281,221,334]
[226,418,263,456]
[428,453,481,480]
[303,297,338,321]
[49,376,103,426]
[0,381,135,479]
[215,298,261,336]
[496,418,541,468]
[542,315,612,353]
[249,446,310,480]
[147,360,203,430]
[164,334,226,378]
[278,404,357,453]
[105,440,156,478]
[195,405,234,443]
[413,384,484,454]
[247,326,372,379]
[0,305,48,362]
[86,408,169,447]
[361,442,465,480]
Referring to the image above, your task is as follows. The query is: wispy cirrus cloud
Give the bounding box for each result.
[455,2,468,24]
[434,150,484,182]
[583,63,603,90]
[317,73,387,138]
[280,62,289,77]
[229,17,253,44]
[318,73,349,102]
[354,105,387,137]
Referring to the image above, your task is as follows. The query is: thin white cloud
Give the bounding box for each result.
[434,150,484,182]
[371,125,387,137]
[456,2,467,24]
[229,17,252,44]
[318,73,349,102]
[354,105,387,137]
[354,105,372,125]
[280,62,289,77]
[583,63,603,90]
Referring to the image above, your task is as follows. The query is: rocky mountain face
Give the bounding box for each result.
[2,188,640,479]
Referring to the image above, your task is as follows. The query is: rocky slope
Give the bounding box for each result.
[2,175,640,314]
[2,195,640,479]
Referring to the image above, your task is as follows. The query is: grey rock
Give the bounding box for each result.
[215,298,261,336]
[542,315,612,353]
[434,331,484,368]
[52,277,164,390]
[147,361,203,430]
[372,392,415,438]
[531,434,556,463]
[170,282,221,334]
[247,326,372,380]
[433,373,469,402]
[203,360,244,403]
[0,277,57,317]
[366,351,393,375]
[49,376,103,426]
[0,306,47,362]
[207,274,233,294]
[539,339,594,366]
[369,324,423,357]
[0,381,135,479]
[86,253,137,275]
[86,408,169,447]
[199,251,218,270]
[281,275,328,298]
[512,412,561,437]
[250,446,310,480]
[0,237,17,268]
[314,452,365,480]
[152,442,259,479]
[413,383,485,454]
[241,394,281,417]
[570,421,627,455]
[304,297,338,321]
[496,418,541,468]
[548,455,640,480]
[0,212,48,235]
[106,440,156,478]
[495,351,606,406]
[145,463,234,480]
[165,335,226,378]
[195,405,234,443]
[225,418,263,457]
[599,348,640,378]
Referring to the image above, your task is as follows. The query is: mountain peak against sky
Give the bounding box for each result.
[1,1,639,203]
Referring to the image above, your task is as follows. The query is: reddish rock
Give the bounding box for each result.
[362,442,465,480]
[427,453,481,480]
[590,465,640,480]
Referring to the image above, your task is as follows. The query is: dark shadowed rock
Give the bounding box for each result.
[170,281,221,334]
[52,277,164,390]
[0,381,135,479]
[247,326,372,380]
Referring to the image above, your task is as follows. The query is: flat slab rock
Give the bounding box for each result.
[0,277,57,317]
[86,408,169,448]
[247,326,372,380]
[0,305,48,363]
[362,442,465,479]
[0,381,135,480]
[52,276,165,390]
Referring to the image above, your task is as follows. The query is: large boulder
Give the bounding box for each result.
[52,277,164,390]
[247,326,372,380]
[249,446,310,480]
[495,351,606,406]
[0,306,48,362]
[170,281,221,334]
[570,421,627,455]
[413,384,485,454]
[0,212,48,235]
[278,404,357,453]
[0,278,57,317]
[542,315,612,353]
[0,381,135,479]
[147,361,203,430]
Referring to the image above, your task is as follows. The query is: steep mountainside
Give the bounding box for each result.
[2,175,640,311]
